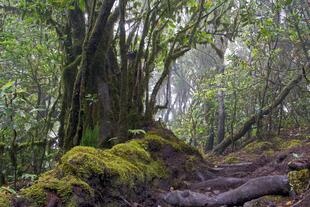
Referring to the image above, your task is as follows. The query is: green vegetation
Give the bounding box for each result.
[80,126,99,147]
[21,174,94,207]
[223,155,240,164]
[244,141,274,154]
[0,191,11,206]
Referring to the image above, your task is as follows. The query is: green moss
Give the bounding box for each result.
[0,142,5,151]
[264,149,275,157]
[19,131,199,206]
[288,169,310,194]
[61,139,166,188]
[243,141,273,154]
[223,155,240,164]
[244,195,289,207]
[21,173,94,207]
[280,139,303,150]
[145,132,198,155]
[0,191,11,206]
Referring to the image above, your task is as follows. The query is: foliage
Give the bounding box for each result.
[0,1,62,187]
[168,0,309,151]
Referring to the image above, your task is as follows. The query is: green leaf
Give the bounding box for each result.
[284,0,293,6]
[0,81,15,91]
[0,186,17,194]
[79,0,85,11]
[128,129,146,135]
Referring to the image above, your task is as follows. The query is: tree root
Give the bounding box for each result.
[164,175,290,206]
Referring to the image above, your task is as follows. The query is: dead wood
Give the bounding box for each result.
[164,175,290,206]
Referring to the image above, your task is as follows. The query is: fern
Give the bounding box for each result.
[81,125,99,147]
[128,129,146,135]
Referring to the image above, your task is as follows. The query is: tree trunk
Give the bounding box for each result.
[59,2,85,149]
[217,65,225,144]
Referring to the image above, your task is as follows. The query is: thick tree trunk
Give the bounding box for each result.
[212,74,302,154]
[63,0,116,151]
[164,175,290,207]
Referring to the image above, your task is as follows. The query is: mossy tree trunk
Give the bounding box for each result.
[58,1,85,148]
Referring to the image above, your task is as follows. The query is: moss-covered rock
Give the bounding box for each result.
[0,190,11,206]
[223,155,240,164]
[21,173,94,207]
[288,169,310,194]
[17,130,207,207]
[244,141,274,154]
[280,139,303,150]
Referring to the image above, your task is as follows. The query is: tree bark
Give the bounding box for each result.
[217,65,225,144]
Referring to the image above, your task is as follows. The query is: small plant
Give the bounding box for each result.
[81,125,99,147]
[21,173,37,181]
[128,129,146,136]
[0,186,16,194]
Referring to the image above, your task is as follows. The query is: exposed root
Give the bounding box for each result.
[164,175,290,206]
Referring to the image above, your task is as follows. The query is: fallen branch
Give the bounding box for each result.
[164,175,290,206]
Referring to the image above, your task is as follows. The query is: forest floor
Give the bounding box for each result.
[2,127,309,207]
[160,127,310,207]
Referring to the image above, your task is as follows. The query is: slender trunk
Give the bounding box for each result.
[277,104,283,135]
[217,91,225,143]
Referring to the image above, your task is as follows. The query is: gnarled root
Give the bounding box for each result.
[164,175,290,206]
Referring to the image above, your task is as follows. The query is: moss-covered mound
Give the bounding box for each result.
[242,138,303,155]
[288,169,310,195]
[0,190,11,206]
[243,141,274,154]
[13,129,209,207]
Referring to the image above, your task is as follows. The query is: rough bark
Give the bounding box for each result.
[212,74,303,154]
[59,2,85,148]
[164,175,290,206]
